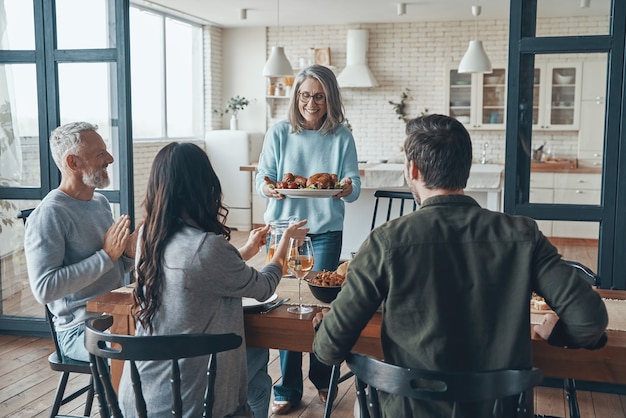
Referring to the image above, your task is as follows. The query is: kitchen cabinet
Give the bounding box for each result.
[446,62,582,131]
[577,60,607,168]
[529,172,554,236]
[532,63,582,130]
[446,67,507,129]
[529,171,601,239]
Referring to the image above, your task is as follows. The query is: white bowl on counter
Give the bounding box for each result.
[484,75,502,84]
[553,73,574,84]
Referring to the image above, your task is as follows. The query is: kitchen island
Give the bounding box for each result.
[341,163,504,259]
[241,162,504,260]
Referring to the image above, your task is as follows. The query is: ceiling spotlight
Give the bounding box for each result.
[580,0,590,8]
[240,8,247,20]
[397,3,406,16]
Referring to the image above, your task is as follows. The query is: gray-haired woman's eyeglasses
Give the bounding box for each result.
[298,92,326,104]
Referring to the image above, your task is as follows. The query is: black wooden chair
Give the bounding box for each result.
[19,207,95,418]
[84,315,243,418]
[45,306,95,418]
[17,208,35,224]
[551,260,600,418]
[324,190,417,417]
[370,190,417,230]
[346,352,544,418]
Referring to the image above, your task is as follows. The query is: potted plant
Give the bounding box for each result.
[389,88,428,124]
[214,96,250,130]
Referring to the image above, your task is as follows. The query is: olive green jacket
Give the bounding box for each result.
[313,194,607,417]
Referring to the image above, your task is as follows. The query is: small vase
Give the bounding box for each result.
[230,114,238,130]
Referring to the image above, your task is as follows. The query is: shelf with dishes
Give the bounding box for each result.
[446,63,584,130]
[533,63,581,130]
[265,75,295,117]
[445,67,507,129]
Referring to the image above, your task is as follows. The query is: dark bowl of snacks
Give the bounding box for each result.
[306,281,342,304]
[305,261,349,304]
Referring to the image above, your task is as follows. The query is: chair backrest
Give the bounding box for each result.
[44,305,66,360]
[371,190,417,231]
[17,208,35,225]
[563,259,600,287]
[346,353,543,418]
[84,315,243,418]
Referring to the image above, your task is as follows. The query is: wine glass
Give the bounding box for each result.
[286,237,314,314]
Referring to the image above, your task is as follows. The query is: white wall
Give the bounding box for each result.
[220,28,267,132]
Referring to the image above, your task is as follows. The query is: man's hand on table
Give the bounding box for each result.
[312,308,330,331]
[533,312,559,340]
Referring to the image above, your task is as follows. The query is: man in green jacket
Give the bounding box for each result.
[312,114,608,417]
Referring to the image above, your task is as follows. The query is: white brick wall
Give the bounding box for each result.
[263,16,606,164]
[206,25,223,132]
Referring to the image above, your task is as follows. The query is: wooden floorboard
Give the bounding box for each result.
[0,334,624,417]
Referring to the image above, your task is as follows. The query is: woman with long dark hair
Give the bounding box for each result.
[118,142,307,417]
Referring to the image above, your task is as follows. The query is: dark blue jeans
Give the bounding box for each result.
[273,231,341,404]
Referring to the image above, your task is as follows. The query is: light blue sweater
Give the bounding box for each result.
[255,120,361,233]
[24,190,133,331]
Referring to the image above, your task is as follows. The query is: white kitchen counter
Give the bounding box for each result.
[239,162,504,260]
[341,163,504,260]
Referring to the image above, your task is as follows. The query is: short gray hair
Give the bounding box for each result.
[49,122,98,170]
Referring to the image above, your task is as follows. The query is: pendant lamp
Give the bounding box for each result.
[458,5,492,74]
[262,0,293,77]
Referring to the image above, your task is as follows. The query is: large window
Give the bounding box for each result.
[0,0,132,334]
[130,7,203,139]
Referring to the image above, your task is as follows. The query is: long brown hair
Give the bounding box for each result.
[133,142,231,333]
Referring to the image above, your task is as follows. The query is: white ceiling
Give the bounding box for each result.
[132,0,611,28]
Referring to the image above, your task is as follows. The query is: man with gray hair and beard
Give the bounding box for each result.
[25,122,137,362]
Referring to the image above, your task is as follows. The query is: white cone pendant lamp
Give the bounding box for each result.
[458,5,492,74]
[263,0,293,77]
[263,46,292,76]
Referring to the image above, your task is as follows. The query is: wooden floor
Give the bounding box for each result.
[1,333,625,417]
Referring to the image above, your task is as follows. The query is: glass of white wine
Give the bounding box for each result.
[286,236,314,314]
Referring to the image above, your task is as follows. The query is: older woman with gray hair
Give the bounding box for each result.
[255,64,361,414]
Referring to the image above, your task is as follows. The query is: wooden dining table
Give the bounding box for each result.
[86,283,626,392]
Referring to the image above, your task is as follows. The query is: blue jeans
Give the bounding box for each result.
[57,323,89,362]
[273,231,341,404]
[247,347,271,418]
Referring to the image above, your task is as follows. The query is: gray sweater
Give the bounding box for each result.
[119,221,282,418]
[24,189,133,331]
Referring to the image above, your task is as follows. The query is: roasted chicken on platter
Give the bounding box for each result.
[265,172,341,190]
